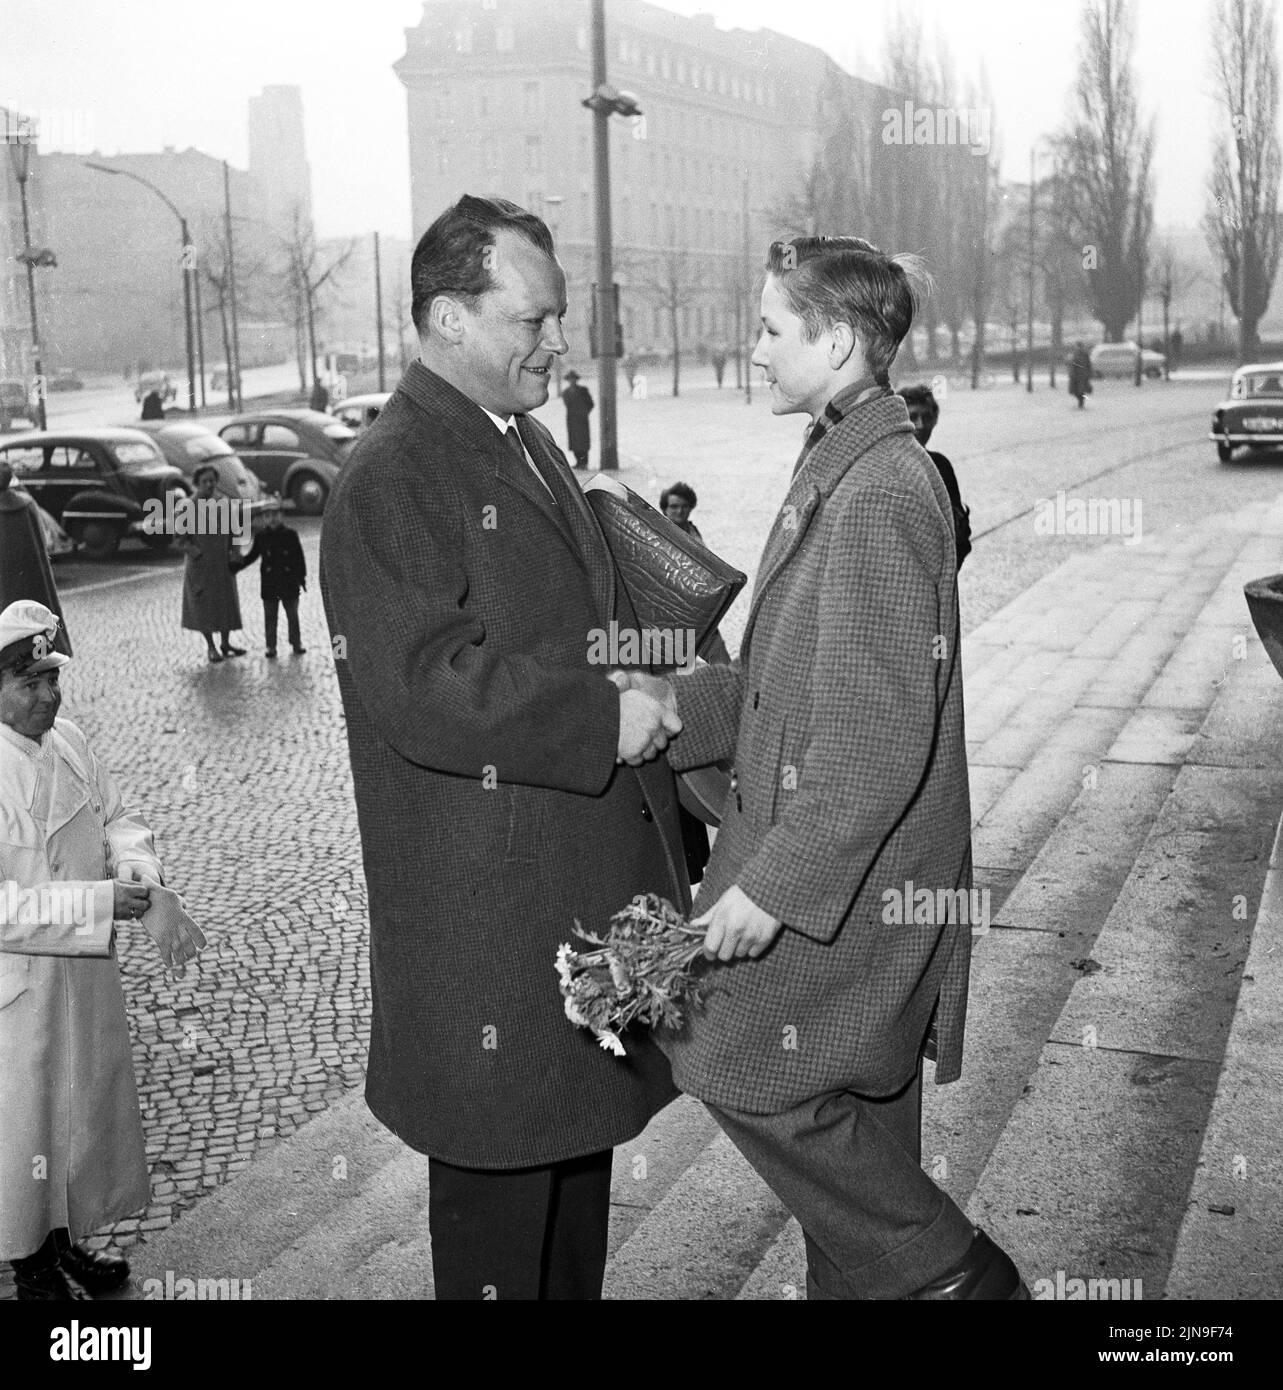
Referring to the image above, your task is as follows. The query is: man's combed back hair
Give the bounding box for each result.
[410,194,555,334]
[765,236,932,383]
[898,382,940,422]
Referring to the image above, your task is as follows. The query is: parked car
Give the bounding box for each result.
[1088,341,1166,379]
[211,363,242,394]
[331,392,391,433]
[134,369,177,404]
[217,409,356,514]
[126,420,270,524]
[0,428,189,559]
[0,378,38,432]
[47,370,84,392]
[1209,361,1283,462]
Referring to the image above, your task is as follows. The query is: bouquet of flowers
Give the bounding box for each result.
[555,893,709,1057]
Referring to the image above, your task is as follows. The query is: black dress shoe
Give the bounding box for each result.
[59,1243,131,1294]
[221,645,247,657]
[265,648,277,659]
[14,1261,92,1300]
[291,644,307,655]
[906,1229,1030,1300]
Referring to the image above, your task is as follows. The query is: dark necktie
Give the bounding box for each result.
[506,421,556,502]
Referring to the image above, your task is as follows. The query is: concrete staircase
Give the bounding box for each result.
[122,499,1283,1301]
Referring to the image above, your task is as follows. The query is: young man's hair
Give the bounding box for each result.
[410,195,555,335]
[660,481,697,511]
[765,237,931,384]
[192,464,219,486]
[898,383,940,422]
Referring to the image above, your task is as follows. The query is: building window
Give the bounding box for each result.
[661,54,670,78]
[719,71,727,95]
[732,76,740,99]
[479,89,490,118]
[523,81,541,115]
[692,64,700,89]
[526,135,542,172]
[677,59,687,83]
[576,26,587,51]
[706,67,714,90]
[496,25,515,51]
[454,26,473,53]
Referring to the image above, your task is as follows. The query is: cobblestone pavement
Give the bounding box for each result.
[0,518,369,1295]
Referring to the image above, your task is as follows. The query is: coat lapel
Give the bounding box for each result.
[516,416,616,629]
[739,396,917,667]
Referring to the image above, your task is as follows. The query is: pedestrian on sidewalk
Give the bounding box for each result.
[897,384,972,569]
[1068,342,1092,408]
[0,601,203,1300]
[321,194,686,1301]
[180,466,246,663]
[231,501,307,657]
[561,369,594,469]
[619,236,1029,1301]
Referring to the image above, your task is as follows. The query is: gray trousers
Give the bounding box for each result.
[706,1067,975,1300]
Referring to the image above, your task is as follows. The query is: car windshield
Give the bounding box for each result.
[184,435,236,460]
[112,441,166,471]
[1242,374,1283,397]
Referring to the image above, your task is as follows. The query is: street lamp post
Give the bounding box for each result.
[582,0,642,471]
[7,122,51,430]
[84,161,198,413]
[543,194,564,395]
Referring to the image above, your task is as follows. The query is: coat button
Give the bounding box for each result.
[641,803,653,822]
[729,770,739,791]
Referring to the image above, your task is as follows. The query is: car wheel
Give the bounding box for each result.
[141,531,174,552]
[79,522,122,560]
[1217,442,1234,463]
[289,474,329,515]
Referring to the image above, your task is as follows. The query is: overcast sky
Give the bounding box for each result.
[0,0,1254,239]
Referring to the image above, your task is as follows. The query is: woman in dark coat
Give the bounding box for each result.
[561,369,594,468]
[180,466,244,662]
[1068,342,1093,408]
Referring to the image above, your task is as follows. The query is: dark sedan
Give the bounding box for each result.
[218,409,356,514]
[0,428,189,559]
[127,420,270,524]
[1210,362,1283,462]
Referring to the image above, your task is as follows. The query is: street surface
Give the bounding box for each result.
[3,361,1280,1294]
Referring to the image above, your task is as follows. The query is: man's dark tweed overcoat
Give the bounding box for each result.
[664,391,972,1113]
[320,361,687,1168]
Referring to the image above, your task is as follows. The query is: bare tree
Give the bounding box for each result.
[637,248,706,397]
[197,220,268,410]
[1204,0,1282,360]
[280,207,356,392]
[1055,0,1156,343]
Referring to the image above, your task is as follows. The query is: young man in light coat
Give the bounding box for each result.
[0,600,202,1299]
[622,237,1029,1300]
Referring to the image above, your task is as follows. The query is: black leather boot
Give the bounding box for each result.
[906,1229,1030,1300]
[59,1243,131,1294]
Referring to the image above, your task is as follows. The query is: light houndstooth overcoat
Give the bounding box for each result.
[663,390,973,1112]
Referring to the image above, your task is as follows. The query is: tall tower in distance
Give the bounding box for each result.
[248,85,314,230]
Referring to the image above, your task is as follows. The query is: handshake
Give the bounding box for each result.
[608,670,681,766]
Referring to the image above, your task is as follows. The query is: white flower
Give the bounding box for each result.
[595,1029,627,1057]
[554,943,575,990]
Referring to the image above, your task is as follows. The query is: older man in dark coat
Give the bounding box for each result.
[320,195,686,1301]
[623,237,1028,1301]
[560,369,593,469]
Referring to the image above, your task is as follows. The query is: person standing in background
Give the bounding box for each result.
[561,369,594,469]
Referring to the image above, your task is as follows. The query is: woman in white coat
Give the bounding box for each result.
[0,600,200,1299]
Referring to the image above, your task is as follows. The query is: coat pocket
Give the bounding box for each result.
[0,954,30,1011]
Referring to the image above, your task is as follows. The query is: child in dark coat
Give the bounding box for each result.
[232,504,307,657]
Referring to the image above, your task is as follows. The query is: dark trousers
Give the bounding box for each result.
[571,451,588,469]
[10,1228,69,1272]
[427,1149,613,1300]
[263,594,301,651]
[706,1068,975,1300]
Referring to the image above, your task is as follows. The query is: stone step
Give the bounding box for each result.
[964,638,1283,1301]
